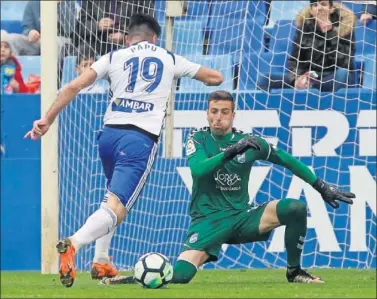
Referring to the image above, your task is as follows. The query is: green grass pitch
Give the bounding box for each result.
[1,269,375,298]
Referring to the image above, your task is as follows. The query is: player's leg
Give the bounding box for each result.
[57,131,119,287]
[91,191,119,279]
[57,128,157,287]
[171,250,209,284]
[90,137,119,279]
[258,199,324,283]
[171,216,230,284]
[100,215,228,285]
[57,193,123,286]
[57,130,124,287]
[92,129,157,280]
[92,127,158,280]
[100,250,209,286]
[91,143,117,269]
[57,192,124,287]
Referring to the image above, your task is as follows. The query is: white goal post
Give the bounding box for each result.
[40,1,59,274]
[164,1,185,157]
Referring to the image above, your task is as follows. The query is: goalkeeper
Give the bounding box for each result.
[103,90,355,285]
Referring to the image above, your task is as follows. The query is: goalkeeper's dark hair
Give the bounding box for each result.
[128,13,161,40]
[208,90,235,111]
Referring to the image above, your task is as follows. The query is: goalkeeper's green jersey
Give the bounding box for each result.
[185,127,317,220]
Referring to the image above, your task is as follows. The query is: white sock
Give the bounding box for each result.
[93,227,116,264]
[93,202,117,264]
[70,206,117,252]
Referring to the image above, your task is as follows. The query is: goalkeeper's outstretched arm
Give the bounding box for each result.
[24,69,97,140]
[267,145,317,185]
[266,144,355,208]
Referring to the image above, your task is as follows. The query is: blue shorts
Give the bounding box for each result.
[97,126,158,211]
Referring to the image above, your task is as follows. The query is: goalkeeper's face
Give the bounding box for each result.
[207,100,235,136]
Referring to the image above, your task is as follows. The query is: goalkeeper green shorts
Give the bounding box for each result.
[182,203,271,263]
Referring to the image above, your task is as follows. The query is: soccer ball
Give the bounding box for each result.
[133,252,173,288]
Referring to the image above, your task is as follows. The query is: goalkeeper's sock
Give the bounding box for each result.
[93,202,117,264]
[276,198,307,268]
[70,206,117,252]
[171,260,197,284]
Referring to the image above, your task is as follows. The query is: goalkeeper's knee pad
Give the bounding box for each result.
[277,198,307,225]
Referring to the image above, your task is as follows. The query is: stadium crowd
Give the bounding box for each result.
[1,0,376,94]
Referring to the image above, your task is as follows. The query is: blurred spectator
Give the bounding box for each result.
[288,0,357,92]
[76,0,154,56]
[24,74,41,94]
[1,1,75,58]
[71,47,108,94]
[360,2,376,25]
[1,41,27,94]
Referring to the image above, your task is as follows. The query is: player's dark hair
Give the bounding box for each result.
[128,13,161,40]
[208,90,235,111]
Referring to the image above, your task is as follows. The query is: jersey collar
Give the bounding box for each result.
[129,40,149,46]
[210,131,235,143]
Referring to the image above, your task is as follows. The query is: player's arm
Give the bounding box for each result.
[47,69,97,123]
[261,139,355,208]
[186,134,260,177]
[193,67,223,86]
[24,54,110,140]
[174,54,223,86]
[186,138,225,177]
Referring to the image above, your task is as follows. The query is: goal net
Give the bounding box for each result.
[57,0,376,271]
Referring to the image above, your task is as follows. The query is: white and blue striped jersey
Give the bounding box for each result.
[90,41,201,136]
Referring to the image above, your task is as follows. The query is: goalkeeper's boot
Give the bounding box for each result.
[56,238,76,287]
[91,262,119,280]
[286,267,325,284]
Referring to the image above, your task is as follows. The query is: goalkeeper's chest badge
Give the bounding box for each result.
[236,153,246,163]
[189,233,198,244]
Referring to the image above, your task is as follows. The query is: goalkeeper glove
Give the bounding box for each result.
[224,136,261,160]
[312,178,355,209]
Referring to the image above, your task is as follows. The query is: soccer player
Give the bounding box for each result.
[24,14,223,287]
[102,90,355,286]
